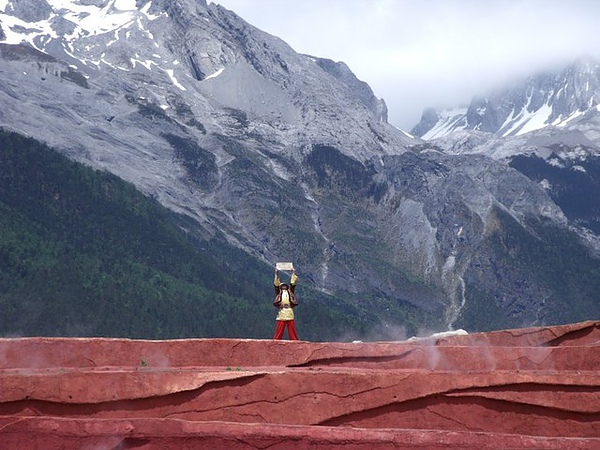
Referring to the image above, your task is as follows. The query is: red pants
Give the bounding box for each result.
[273,320,299,340]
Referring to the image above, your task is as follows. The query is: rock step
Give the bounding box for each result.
[1,320,599,449]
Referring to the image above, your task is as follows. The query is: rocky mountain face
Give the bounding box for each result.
[1,0,599,335]
[417,59,600,243]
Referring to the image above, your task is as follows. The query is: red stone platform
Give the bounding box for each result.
[1,320,599,449]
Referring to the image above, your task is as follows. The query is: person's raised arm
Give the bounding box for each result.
[274,269,281,293]
[290,269,298,293]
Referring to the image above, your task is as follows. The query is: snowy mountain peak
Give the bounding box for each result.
[412,57,600,140]
[0,0,170,68]
[1,0,156,37]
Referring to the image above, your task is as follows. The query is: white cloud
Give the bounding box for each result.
[215,0,600,131]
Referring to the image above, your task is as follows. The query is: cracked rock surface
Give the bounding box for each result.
[1,320,599,449]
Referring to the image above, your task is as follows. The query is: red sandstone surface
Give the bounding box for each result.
[1,320,599,449]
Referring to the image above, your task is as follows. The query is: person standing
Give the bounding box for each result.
[273,268,299,340]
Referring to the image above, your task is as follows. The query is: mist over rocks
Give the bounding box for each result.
[1,320,599,449]
[412,58,600,140]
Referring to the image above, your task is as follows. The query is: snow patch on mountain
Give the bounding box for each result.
[165,67,186,90]
[419,107,468,140]
[204,67,224,80]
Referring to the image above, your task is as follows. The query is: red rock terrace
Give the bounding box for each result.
[1,320,599,449]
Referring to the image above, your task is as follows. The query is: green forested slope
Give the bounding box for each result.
[0,130,369,341]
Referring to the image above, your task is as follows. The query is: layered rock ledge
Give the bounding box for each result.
[1,320,599,449]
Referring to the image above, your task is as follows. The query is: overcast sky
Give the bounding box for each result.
[214,0,600,131]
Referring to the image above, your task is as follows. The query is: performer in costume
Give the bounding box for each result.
[273,268,299,340]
